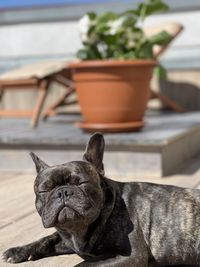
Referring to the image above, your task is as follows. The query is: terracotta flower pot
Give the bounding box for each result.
[70,60,156,132]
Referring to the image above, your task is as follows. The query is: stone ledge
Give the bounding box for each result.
[1,111,200,178]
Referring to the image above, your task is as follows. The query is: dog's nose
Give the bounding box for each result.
[57,188,73,199]
[64,188,73,198]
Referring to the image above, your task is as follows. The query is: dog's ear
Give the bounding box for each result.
[83,133,105,176]
[30,152,49,173]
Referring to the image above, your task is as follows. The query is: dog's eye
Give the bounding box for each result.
[38,190,48,193]
[38,190,48,194]
[79,181,89,186]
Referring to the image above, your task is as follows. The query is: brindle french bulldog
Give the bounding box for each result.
[2,133,200,266]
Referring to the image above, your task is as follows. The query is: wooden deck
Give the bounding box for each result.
[0,172,82,267]
[1,155,200,267]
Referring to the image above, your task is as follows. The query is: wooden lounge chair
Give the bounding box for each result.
[144,22,185,112]
[0,60,75,127]
[0,22,184,127]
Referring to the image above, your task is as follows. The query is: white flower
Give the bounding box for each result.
[97,43,108,57]
[108,17,125,35]
[78,14,91,42]
[127,40,135,49]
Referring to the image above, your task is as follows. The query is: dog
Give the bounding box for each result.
[2,133,200,266]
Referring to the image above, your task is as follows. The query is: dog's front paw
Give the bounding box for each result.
[2,246,36,264]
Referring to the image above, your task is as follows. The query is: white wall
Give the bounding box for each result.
[0,10,200,71]
[144,10,200,68]
[0,21,81,57]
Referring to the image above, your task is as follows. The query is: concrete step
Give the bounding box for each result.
[1,111,200,179]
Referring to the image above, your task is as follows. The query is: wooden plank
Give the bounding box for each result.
[0,173,35,228]
[0,172,20,181]
[31,80,49,128]
[0,256,82,267]
[0,110,33,117]
[1,169,200,266]
[0,172,82,266]
[0,213,82,267]
[0,79,37,87]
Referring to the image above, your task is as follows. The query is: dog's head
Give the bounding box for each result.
[30,133,106,230]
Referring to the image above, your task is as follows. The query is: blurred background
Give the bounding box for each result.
[1,0,200,111]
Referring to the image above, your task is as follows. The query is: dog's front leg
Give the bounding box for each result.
[2,232,74,263]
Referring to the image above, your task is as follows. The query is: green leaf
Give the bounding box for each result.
[154,64,167,79]
[149,30,172,46]
[76,49,89,60]
[138,0,169,21]
[112,50,126,59]
[129,27,144,42]
[103,35,118,45]
[88,25,96,35]
[123,51,137,59]
[121,9,139,17]
[87,12,97,20]
[76,45,102,60]
[136,41,153,59]
[88,45,102,59]
[97,12,118,23]
[95,24,110,34]
[121,15,137,28]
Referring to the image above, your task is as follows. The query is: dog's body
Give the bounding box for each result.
[3,133,200,266]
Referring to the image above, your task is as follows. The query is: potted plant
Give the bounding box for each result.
[70,0,171,132]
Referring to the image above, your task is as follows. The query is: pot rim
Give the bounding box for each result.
[69,59,157,69]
